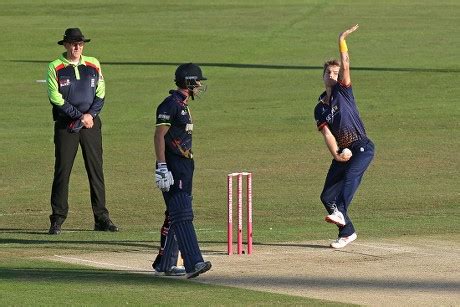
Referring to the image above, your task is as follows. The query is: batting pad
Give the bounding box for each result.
[168,192,203,272]
[155,229,179,272]
[168,192,194,222]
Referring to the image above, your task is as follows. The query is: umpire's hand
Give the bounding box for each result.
[155,163,174,192]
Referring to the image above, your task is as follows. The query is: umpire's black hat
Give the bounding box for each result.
[58,28,91,45]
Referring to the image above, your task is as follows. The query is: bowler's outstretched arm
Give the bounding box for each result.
[338,24,359,86]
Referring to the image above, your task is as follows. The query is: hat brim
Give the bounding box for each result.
[58,38,91,45]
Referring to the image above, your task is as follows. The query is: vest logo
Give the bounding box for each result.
[91,78,96,88]
[59,78,70,87]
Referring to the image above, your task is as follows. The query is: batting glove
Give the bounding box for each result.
[155,162,174,192]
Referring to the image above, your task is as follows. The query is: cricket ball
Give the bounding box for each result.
[342,148,352,158]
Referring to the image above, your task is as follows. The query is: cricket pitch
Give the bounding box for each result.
[46,236,460,306]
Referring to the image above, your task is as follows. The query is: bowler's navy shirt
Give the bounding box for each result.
[314,81,367,149]
[156,90,193,159]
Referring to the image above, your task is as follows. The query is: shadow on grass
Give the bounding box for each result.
[1,266,458,293]
[0,267,181,285]
[0,237,157,249]
[10,60,460,73]
[0,228,108,235]
[0,229,328,253]
[206,275,460,292]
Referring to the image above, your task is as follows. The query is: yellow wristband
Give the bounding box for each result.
[339,40,348,53]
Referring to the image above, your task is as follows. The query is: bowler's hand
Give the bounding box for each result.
[81,114,94,128]
[339,24,359,41]
[340,148,353,160]
[155,162,174,192]
[334,152,351,162]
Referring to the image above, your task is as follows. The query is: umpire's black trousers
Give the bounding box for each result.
[50,116,109,225]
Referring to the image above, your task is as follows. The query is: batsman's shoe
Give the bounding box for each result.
[48,222,62,235]
[94,219,119,232]
[186,261,212,279]
[154,265,186,277]
[330,233,357,249]
[325,210,346,227]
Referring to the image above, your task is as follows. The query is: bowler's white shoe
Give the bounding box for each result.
[325,210,346,226]
[330,233,357,248]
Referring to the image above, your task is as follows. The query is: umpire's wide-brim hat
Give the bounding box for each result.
[57,28,91,45]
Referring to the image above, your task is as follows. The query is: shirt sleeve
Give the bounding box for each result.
[46,63,65,106]
[156,99,176,126]
[314,104,328,131]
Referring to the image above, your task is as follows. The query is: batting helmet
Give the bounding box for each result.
[175,63,207,90]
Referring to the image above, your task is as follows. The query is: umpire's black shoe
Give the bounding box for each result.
[48,222,62,235]
[94,219,119,232]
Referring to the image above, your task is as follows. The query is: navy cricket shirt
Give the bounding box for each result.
[314,81,367,149]
[156,90,194,159]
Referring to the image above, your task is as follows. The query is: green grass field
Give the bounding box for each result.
[1,0,459,305]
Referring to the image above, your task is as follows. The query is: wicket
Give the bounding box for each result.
[227,172,253,255]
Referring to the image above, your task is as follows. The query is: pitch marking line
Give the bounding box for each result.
[53,255,144,270]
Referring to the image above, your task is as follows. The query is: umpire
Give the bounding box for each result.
[46,28,118,234]
[153,63,212,278]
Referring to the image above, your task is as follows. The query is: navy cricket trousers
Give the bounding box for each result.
[320,139,375,237]
[158,154,204,273]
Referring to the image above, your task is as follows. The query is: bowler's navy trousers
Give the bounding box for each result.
[320,139,375,237]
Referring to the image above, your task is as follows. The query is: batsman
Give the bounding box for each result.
[152,63,212,278]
